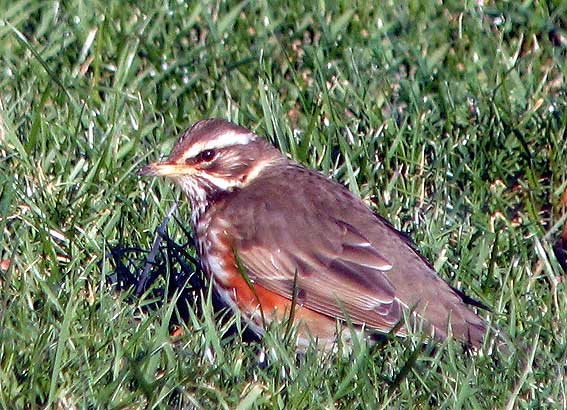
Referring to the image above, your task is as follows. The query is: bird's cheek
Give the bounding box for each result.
[222,163,252,179]
[195,162,221,174]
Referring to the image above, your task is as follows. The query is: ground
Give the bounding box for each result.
[0,1,566,408]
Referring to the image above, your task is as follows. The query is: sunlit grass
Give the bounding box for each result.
[1,0,566,408]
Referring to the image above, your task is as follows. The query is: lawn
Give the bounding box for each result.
[1,0,566,408]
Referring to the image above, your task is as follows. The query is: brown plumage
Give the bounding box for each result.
[139,118,490,349]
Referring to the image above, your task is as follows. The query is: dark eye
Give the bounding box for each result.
[198,149,216,162]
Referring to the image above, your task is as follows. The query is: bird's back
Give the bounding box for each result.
[211,162,488,347]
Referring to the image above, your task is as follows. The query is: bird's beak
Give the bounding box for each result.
[137,162,189,177]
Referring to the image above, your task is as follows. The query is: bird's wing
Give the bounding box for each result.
[222,167,408,333]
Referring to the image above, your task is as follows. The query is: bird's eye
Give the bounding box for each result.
[196,149,216,163]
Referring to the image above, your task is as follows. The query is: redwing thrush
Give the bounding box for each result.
[139,118,489,349]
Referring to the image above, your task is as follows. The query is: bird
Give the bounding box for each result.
[138,118,490,350]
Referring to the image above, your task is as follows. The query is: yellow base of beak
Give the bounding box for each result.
[137,162,188,177]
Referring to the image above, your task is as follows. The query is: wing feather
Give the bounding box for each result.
[221,167,407,332]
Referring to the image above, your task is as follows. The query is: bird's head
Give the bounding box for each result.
[138,118,284,207]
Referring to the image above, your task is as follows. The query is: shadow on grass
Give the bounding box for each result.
[104,216,260,343]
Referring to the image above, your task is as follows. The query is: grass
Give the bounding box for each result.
[1,0,566,408]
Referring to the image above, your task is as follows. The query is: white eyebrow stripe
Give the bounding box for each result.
[184,131,257,159]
